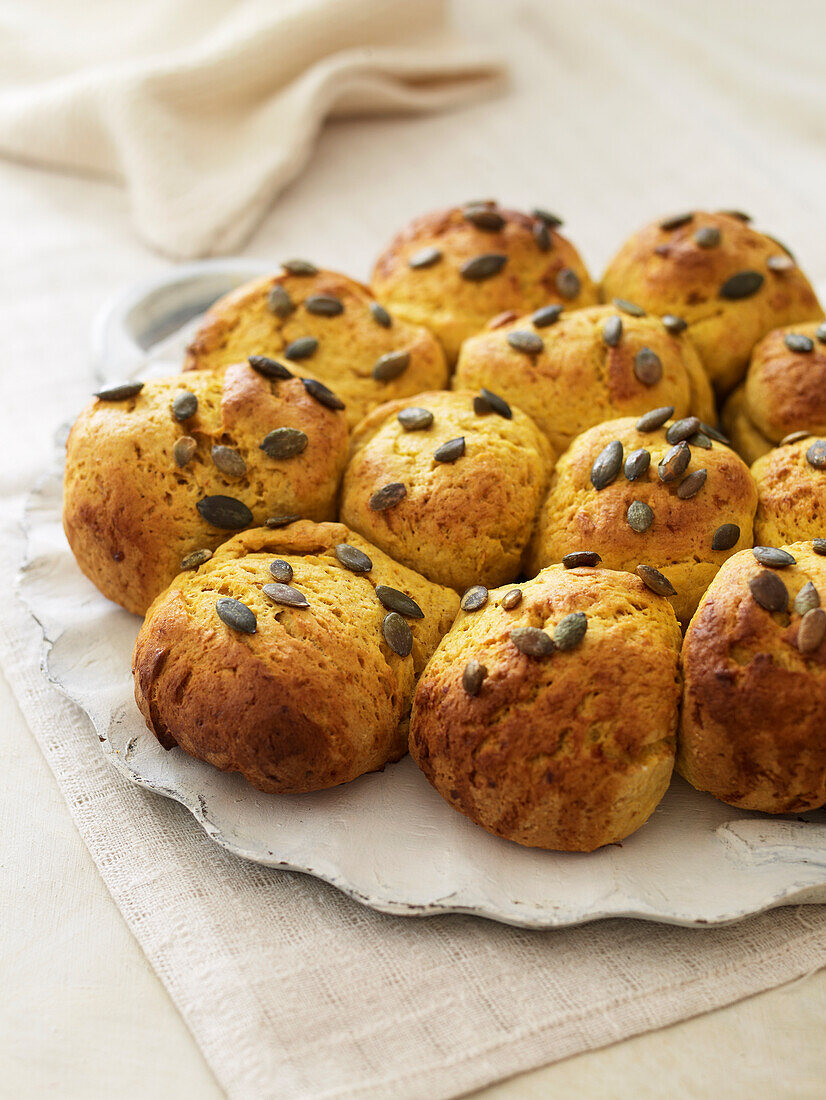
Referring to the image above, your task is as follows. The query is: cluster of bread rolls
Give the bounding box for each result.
[63,203,826,852]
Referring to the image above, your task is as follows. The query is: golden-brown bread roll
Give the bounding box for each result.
[63,363,348,615]
[454,303,716,454]
[527,415,758,624]
[752,435,826,547]
[678,541,826,812]
[133,521,459,793]
[371,203,597,363]
[601,211,822,394]
[409,564,682,851]
[340,389,555,592]
[719,381,773,465]
[184,267,447,428]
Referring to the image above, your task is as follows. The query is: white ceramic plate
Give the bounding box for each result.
[20,261,826,929]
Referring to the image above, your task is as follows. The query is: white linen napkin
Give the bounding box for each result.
[0,0,502,259]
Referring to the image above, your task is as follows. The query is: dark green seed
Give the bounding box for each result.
[370,302,392,328]
[666,416,701,444]
[563,551,602,568]
[373,350,410,381]
[798,607,826,653]
[94,381,143,401]
[636,406,674,432]
[398,406,433,431]
[658,441,690,483]
[795,581,820,616]
[531,304,563,328]
[216,597,256,634]
[764,234,795,260]
[591,440,624,490]
[699,421,729,444]
[409,247,442,269]
[302,377,345,410]
[533,220,551,251]
[806,440,826,469]
[752,546,796,569]
[462,659,487,696]
[433,437,465,463]
[785,333,814,354]
[689,432,712,450]
[282,259,318,276]
[284,337,318,361]
[677,469,707,499]
[603,315,623,347]
[180,548,212,570]
[719,270,764,300]
[712,523,740,551]
[263,582,309,608]
[532,208,563,228]
[197,495,253,530]
[634,347,663,386]
[553,611,588,651]
[269,559,293,583]
[780,430,811,446]
[460,585,488,612]
[369,482,406,511]
[375,585,424,619]
[507,330,544,355]
[749,570,788,612]
[767,254,795,273]
[475,388,512,419]
[694,226,721,248]
[259,428,308,459]
[267,285,294,318]
[662,314,687,335]
[816,323,826,344]
[265,513,300,528]
[635,564,676,597]
[814,539,826,555]
[382,612,413,657]
[174,436,197,467]
[248,355,293,380]
[555,267,580,299]
[501,588,522,610]
[211,445,247,478]
[510,626,554,658]
[659,212,693,230]
[624,448,651,481]
[334,543,372,573]
[627,500,654,533]
[305,295,343,317]
[719,210,751,222]
[463,205,505,230]
[171,391,198,421]
[613,298,646,317]
[460,253,508,281]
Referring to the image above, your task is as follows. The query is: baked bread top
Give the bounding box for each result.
[744,321,826,442]
[752,434,826,547]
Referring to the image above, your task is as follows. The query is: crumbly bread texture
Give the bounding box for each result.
[409,565,682,851]
[454,303,716,454]
[678,542,826,812]
[63,363,348,615]
[528,416,758,624]
[752,436,826,547]
[600,211,822,394]
[133,521,459,793]
[371,204,597,363]
[183,268,447,428]
[340,389,555,592]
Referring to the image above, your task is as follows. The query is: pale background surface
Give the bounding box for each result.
[3,0,826,1096]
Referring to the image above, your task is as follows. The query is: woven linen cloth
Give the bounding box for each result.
[0,0,502,259]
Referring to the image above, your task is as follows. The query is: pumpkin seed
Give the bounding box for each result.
[375,585,424,619]
[780,430,811,446]
[624,448,651,481]
[806,440,826,469]
[785,333,814,353]
[259,428,308,459]
[602,315,623,347]
[460,253,507,281]
[370,302,392,328]
[694,226,721,248]
[563,551,602,568]
[284,337,318,361]
[677,468,707,499]
[816,323,826,344]
[462,659,487,696]
[382,611,413,657]
[174,436,197,467]
[635,564,676,597]
[474,388,512,419]
[171,391,198,421]
[719,270,763,299]
[460,585,488,612]
[591,439,623,490]
[553,611,587,650]
[634,347,663,386]
[752,546,796,568]
[373,350,410,381]
[510,626,554,658]
[699,421,729,444]
[532,208,563,228]
[196,495,253,529]
[282,259,318,276]
[263,582,309,608]
[267,285,294,318]
[265,513,300,528]
[501,588,522,610]
[711,523,740,551]
[662,314,687,335]
[335,543,373,573]
[369,482,406,511]
[555,267,581,299]
[248,355,293,380]
[659,212,694,230]
[507,330,544,355]
[613,298,646,317]
[689,431,712,450]
[795,581,820,616]
[301,377,345,410]
[749,570,788,612]
[94,381,144,401]
[180,548,212,570]
[269,559,293,583]
[398,406,433,431]
[636,406,674,432]
[767,254,795,273]
[798,607,826,653]
[533,220,551,251]
[433,437,465,463]
[305,294,344,317]
[211,445,247,478]
[216,597,256,633]
[463,204,505,230]
[627,500,654,533]
[719,209,751,222]
[409,247,442,269]
[531,304,563,327]
[666,416,701,444]
[814,539,826,555]
[658,441,690,483]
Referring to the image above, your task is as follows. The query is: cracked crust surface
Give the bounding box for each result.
[133,521,459,793]
[454,304,716,454]
[752,435,826,546]
[528,416,758,624]
[340,389,555,592]
[678,542,826,812]
[409,565,682,851]
[600,211,822,394]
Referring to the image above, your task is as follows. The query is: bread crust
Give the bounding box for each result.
[752,435,826,546]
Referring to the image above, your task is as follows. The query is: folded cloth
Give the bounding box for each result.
[0,0,503,259]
